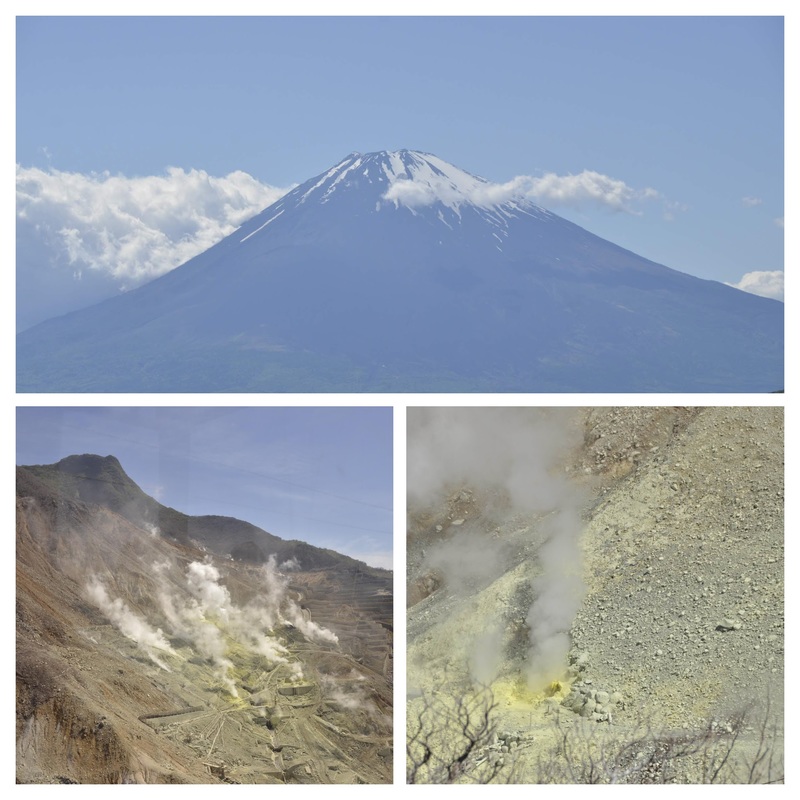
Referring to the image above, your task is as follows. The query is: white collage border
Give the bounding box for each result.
[6,0,795,796]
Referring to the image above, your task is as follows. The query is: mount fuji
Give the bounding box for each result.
[17,150,783,392]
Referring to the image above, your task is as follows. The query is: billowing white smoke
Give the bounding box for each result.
[525,507,585,688]
[408,407,577,511]
[85,576,174,670]
[320,672,378,715]
[408,408,585,690]
[143,522,160,538]
[424,526,505,595]
[185,561,232,622]
[285,606,339,645]
[157,568,240,697]
[89,552,342,698]
[154,556,338,695]
[157,559,285,695]
[261,556,339,646]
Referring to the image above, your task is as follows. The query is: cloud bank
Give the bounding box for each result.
[16,165,291,330]
[384,169,664,215]
[726,270,784,301]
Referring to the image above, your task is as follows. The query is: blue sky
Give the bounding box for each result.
[14,13,786,329]
[16,407,394,570]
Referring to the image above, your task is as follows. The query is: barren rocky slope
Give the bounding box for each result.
[17,458,392,784]
[407,407,783,783]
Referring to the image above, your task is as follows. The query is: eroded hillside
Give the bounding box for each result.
[17,461,392,784]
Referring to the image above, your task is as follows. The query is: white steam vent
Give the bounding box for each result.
[86,554,340,699]
[407,407,586,690]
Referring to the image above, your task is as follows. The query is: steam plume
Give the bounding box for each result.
[321,672,378,715]
[525,507,584,688]
[88,550,341,698]
[153,556,338,695]
[85,576,174,670]
[408,408,586,689]
[261,556,339,645]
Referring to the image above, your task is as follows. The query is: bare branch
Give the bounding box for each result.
[407,683,503,784]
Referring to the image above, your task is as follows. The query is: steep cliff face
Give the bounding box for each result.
[407,407,783,784]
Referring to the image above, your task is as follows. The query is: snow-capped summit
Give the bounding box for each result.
[299,150,490,205]
[17,150,783,392]
[244,150,550,236]
[294,149,523,213]
[234,150,553,258]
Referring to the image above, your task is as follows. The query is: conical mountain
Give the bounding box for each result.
[17,150,783,392]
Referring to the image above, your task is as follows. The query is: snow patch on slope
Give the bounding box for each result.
[240,208,285,242]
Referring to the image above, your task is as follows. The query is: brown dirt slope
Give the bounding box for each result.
[17,463,393,784]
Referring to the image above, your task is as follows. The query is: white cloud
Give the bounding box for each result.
[383,169,666,215]
[524,170,655,213]
[726,270,784,301]
[661,199,690,222]
[741,196,763,208]
[16,164,291,328]
[774,217,784,228]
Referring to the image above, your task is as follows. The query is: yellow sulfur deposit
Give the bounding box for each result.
[547,680,563,696]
